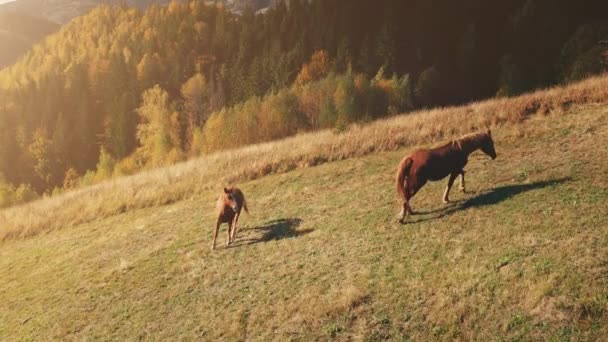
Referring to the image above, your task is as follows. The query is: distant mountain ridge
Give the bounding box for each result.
[0,11,58,69]
[0,0,271,68]
[0,0,272,23]
[0,0,170,23]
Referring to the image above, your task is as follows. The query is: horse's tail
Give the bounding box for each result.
[396,156,413,200]
[233,187,249,215]
[243,199,249,214]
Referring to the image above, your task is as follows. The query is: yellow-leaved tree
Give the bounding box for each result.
[135,85,183,167]
[295,50,331,86]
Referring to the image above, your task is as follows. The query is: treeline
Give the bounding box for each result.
[200,51,414,153]
[1,0,608,205]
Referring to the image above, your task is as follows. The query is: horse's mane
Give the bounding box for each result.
[451,131,487,151]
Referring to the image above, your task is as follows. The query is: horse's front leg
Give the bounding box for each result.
[211,219,221,251]
[230,213,240,242]
[443,173,458,204]
[226,220,233,247]
[459,170,466,193]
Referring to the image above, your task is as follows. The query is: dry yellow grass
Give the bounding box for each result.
[1,74,608,241]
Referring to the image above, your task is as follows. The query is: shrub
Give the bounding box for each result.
[0,178,15,208]
[113,156,140,176]
[79,170,97,188]
[63,168,80,190]
[14,184,39,204]
[51,186,63,198]
[0,177,39,209]
[96,148,116,181]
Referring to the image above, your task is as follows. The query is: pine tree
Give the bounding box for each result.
[415,66,442,107]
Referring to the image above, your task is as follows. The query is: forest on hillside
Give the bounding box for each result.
[1,0,608,207]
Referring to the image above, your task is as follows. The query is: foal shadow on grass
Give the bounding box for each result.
[230,218,313,248]
[403,177,572,224]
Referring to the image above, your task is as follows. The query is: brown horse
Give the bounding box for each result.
[212,186,249,250]
[396,130,497,223]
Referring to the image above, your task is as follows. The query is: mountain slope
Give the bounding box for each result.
[0,12,58,69]
[0,97,607,339]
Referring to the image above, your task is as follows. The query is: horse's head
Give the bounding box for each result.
[224,187,238,211]
[480,130,497,160]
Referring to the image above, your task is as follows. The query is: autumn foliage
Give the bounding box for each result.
[295,50,331,85]
[1,0,608,208]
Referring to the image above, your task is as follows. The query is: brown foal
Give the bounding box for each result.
[212,186,248,250]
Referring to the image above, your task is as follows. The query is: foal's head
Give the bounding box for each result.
[479,130,497,160]
[223,187,238,211]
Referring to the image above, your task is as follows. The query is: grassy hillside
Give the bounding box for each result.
[1,98,607,338]
[2,74,607,241]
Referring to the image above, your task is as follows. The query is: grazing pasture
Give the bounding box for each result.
[1,102,607,340]
[2,74,608,242]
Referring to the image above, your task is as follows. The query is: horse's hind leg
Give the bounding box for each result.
[406,197,415,215]
[406,179,423,215]
[459,170,466,193]
[399,196,416,223]
[443,173,458,203]
[399,186,415,223]
[398,183,413,223]
[399,201,408,223]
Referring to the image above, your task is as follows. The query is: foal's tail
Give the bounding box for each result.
[242,198,249,214]
[396,156,413,200]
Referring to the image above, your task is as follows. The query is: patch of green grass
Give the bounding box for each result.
[375,313,391,326]
[508,312,531,331]
[533,257,554,276]
[497,250,522,269]
[550,326,577,342]
[324,322,344,338]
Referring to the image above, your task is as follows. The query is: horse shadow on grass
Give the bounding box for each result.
[403,177,572,224]
[229,218,313,248]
